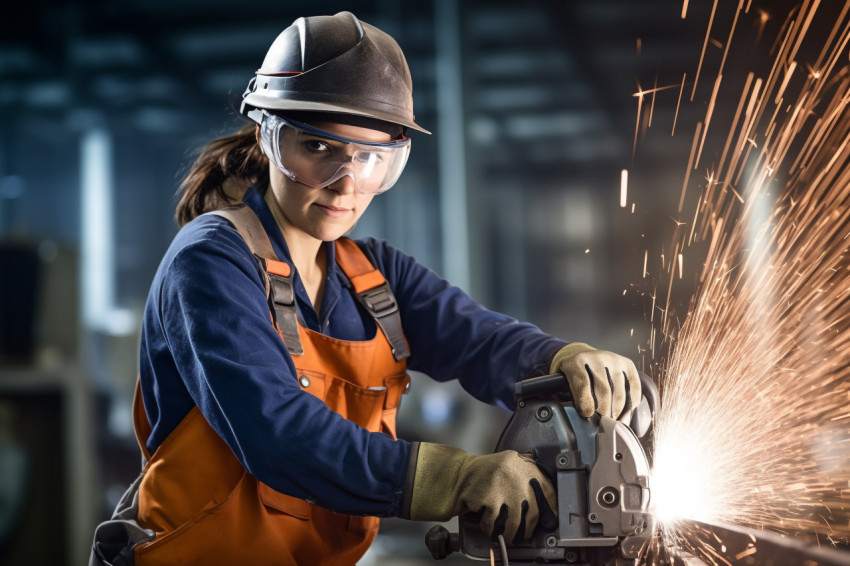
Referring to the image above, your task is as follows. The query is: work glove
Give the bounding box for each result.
[550,342,641,420]
[404,442,557,545]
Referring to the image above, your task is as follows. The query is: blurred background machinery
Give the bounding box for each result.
[0,0,739,564]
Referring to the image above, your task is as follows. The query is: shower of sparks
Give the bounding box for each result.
[633,0,850,562]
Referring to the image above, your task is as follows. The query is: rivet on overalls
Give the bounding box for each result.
[299,375,311,388]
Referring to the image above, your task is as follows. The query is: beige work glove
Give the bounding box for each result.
[404,443,557,545]
[550,342,641,420]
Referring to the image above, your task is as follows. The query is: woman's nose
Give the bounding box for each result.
[329,173,357,195]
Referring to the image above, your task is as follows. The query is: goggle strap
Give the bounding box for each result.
[274,113,411,148]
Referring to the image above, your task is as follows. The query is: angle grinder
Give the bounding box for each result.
[425,371,657,565]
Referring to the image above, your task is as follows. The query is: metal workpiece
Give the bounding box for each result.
[663,520,850,566]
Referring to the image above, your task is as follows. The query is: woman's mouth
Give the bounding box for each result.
[315,203,351,218]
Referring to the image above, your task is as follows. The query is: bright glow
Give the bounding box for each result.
[650,437,720,526]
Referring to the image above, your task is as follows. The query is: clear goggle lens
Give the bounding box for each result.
[258,111,411,195]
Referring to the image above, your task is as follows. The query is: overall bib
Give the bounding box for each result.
[132,205,410,565]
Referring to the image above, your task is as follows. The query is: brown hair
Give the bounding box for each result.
[175,124,269,227]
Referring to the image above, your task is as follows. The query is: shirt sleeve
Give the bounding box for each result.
[153,222,411,517]
[360,238,568,411]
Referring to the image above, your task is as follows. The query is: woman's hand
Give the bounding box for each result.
[404,443,557,545]
[550,343,641,420]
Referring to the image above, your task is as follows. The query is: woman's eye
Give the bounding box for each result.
[304,139,332,153]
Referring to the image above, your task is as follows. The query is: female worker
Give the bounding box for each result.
[90,11,640,566]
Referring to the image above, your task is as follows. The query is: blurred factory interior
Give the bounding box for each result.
[0,0,777,564]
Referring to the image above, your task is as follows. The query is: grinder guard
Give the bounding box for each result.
[426,372,656,565]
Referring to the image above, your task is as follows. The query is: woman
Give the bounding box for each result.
[91,11,640,566]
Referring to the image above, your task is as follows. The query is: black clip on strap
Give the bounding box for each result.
[355,282,410,361]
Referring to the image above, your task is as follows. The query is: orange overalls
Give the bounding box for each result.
[131,205,410,565]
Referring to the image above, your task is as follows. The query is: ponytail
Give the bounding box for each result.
[175,124,269,227]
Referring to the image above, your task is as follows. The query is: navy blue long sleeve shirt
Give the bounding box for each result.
[139,186,566,517]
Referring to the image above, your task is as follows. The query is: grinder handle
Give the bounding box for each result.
[514,370,656,408]
[513,372,573,402]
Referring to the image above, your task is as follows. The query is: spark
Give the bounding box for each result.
[717,0,746,82]
[695,74,724,169]
[678,121,702,212]
[634,83,690,98]
[633,81,684,159]
[754,10,769,46]
[621,169,629,208]
[633,80,645,159]
[632,0,850,562]
[649,73,658,128]
[804,61,823,80]
[673,73,687,136]
[774,60,797,104]
[692,0,719,101]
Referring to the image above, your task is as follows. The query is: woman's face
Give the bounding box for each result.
[265,121,393,243]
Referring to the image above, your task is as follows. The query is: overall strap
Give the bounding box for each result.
[335,238,410,361]
[207,205,303,355]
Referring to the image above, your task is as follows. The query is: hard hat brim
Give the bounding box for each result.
[243,94,431,135]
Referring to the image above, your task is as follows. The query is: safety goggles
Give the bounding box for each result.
[256,110,411,195]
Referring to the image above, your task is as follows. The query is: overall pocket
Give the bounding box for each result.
[295,369,387,432]
[257,481,311,519]
[134,470,250,563]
